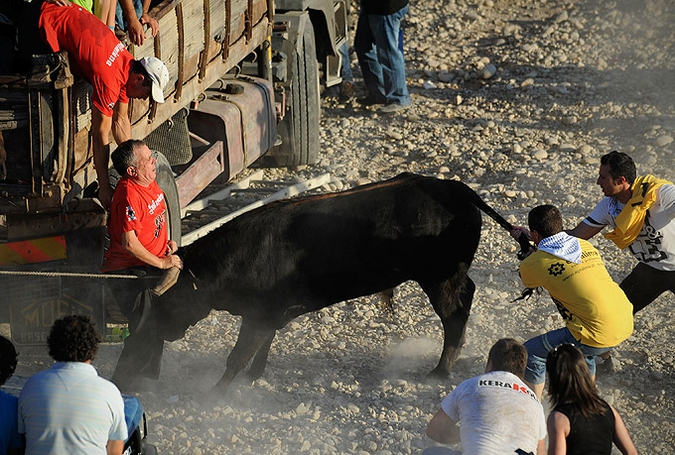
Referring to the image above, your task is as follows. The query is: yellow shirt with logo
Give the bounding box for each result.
[519,239,633,348]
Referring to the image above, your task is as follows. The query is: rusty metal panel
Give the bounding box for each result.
[186,76,276,185]
[175,141,225,208]
[187,102,243,182]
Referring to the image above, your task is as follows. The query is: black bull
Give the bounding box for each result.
[156,173,526,391]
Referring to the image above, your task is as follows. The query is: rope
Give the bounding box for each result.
[0,270,138,279]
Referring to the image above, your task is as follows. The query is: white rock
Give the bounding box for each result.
[655,135,673,147]
[522,43,539,53]
[533,149,548,160]
[554,10,569,23]
[385,129,404,140]
[481,64,497,79]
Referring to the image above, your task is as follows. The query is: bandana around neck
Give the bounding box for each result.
[538,232,582,263]
[604,174,672,249]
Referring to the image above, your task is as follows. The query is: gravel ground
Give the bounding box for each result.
[9,0,675,453]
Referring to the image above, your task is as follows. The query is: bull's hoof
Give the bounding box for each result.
[204,384,230,406]
[426,366,451,380]
[245,369,265,382]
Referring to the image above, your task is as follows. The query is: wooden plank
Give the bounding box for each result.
[183,0,205,57]
[251,0,267,25]
[230,0,247,42]
[209,0,225,41]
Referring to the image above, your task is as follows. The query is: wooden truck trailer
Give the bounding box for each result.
[0,0,348,344]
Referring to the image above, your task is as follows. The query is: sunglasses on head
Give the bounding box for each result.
[551,343,577,354]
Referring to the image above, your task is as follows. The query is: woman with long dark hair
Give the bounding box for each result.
[546,344,637,455]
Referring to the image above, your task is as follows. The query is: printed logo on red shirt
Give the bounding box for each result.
[106,42,127,67]
[148,193,165,215]
[154,210,166,238]
[125,205,137,222]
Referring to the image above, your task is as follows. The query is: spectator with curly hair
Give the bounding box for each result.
[18,315,127,455]
[1,334,23,455]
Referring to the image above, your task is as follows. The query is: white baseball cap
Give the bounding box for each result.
[139,57,170,103]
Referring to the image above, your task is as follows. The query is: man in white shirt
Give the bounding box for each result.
[568,150,675,314]
[18,315,127,455]
[425,338,546,455]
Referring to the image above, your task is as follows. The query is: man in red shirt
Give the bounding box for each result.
[103,139,182,391]
[39,1,169,208]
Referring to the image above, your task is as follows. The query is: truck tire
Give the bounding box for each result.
[154,152,182,247]
[267,20,320,167]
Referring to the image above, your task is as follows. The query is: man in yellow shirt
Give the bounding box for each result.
[512,205,633,399]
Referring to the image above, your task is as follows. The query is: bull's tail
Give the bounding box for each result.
[462,184,533,259]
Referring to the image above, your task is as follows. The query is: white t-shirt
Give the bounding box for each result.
[18,362,127,455]
[441,370,546,455]
[584,184,675,271]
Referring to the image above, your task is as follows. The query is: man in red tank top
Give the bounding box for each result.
[102,139,182,391]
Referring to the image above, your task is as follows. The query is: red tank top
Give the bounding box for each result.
[102,179,168,272]
[39,2,131,117]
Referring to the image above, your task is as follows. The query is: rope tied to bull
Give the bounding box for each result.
[0,267,181,297]
[512,231,539,302]
[0,269,138,279]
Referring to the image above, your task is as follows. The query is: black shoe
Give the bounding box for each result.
[339,81,355,100]
[595,355,615,375]
[114,376,158,393]
[356,95,385,106]
[379,103,411,114]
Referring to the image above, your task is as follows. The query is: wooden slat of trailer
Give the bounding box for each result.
[182,0,205,84]
[230,0,248,42]
[209,0,225,41]
[250,0,267,26]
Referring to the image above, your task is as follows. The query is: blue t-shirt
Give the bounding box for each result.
[0,390,22,454]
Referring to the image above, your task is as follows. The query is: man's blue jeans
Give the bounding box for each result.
[116,0,143,31]
[355,5,410,106]
[523,327,613,384]
[339,42,354,83]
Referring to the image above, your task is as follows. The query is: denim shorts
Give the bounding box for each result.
[523,327,613,384]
